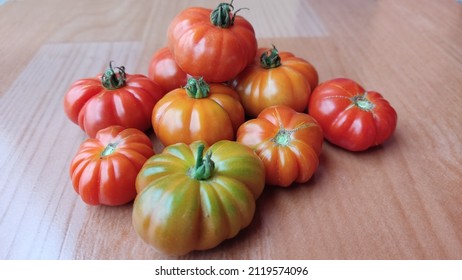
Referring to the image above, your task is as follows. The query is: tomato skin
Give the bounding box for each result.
[167,4,257,83]
[152,78,245,146]
[232,47,318,118]
[148,47,188,93]
[308,78,398,151]
[69,126,155,206]
[237,105,323,187]
[64,65,164,137]
[133,140,265,255]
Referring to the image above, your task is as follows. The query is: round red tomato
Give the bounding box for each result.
[152,77,245,146]
[69,126,155,206]
[232,46,318,117]
[148,47,188,93]
[167,1,257,82]
[237,105,323,187]
[64,62,165,137]
[308,78,397,151]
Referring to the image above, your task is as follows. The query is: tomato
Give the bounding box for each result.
[167,1,257,83]
[231,46,318,118]
[152,77,245,146]
[147,47,188,93]
[133,140,265,255]
[237,105,323,187]
[69,126,155,206]
[64,62,165,137]
[308,78,397,151]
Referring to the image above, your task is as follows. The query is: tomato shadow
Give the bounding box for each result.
[322,131,400,157]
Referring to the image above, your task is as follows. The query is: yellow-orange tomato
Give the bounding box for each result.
[237,105,323,187]
[152,77,245,146]
[232,46,318,117]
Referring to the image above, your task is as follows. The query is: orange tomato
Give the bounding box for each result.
[232,46,318,117]
[69,126,155,206]
[152,77,245,146]
[237,105,323,187]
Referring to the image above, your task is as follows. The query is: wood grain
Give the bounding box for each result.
[1,0,462,260]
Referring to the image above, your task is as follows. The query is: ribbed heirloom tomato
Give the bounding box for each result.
[69,126,155,206]
[152,77,245,146]
[167,1,257,82]
[148,47,188,93]
[133,140,265,255]
[64,62,164,137]
[232,46,318,117]
[308,78,397,151]
[237,105,323,187]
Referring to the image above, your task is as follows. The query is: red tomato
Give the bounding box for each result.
[232,46,318,117]
[167,1,257,82]
[237,105,323,187]
[148,47,188,93]
[64,62,165,137]
[308,78,397,151]
[152,77,245,146]
[69,126,155,206]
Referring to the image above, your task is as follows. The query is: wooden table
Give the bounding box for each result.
[1,0,462,260]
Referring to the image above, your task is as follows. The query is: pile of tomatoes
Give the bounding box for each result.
[63,1,397,256]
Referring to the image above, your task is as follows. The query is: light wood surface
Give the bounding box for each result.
[1,0,462,260]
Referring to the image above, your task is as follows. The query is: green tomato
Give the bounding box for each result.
[132,140,265,255]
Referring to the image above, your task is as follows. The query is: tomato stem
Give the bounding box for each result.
[185,77,210,98]
[101,61,126,90]
[210,0,248,28]
[190,144,215,180]
[260,45,281,69]
[100,143,117,158]
[351,94,375,111]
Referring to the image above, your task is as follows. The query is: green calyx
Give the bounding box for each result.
[185,77,210,98]
[190,144,215,180]
[100,143,117,158]
[101,61,127,90]
[210,0,248,28]
[351,94,375,111]
[272,123,315,146]
[260,45,282,69]
[273,128,292,146]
